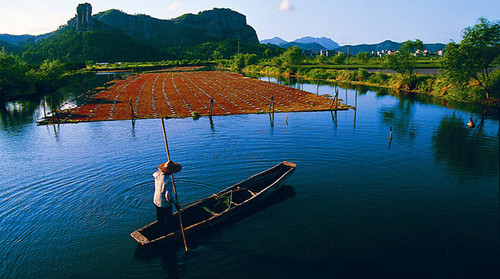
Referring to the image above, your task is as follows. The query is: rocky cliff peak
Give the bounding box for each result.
[75,3,94,31]
[65,3,258,47]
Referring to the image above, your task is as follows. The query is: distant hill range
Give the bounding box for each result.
[261,37,446,54]
[261,36,339,50]
[0,3,259,62]
[335,40,446,54]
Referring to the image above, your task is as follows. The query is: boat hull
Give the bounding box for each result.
[131,161,297,247]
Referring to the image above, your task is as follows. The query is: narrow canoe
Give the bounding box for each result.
[131,161,297,247]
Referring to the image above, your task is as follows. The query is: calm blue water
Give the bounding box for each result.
[1,80,499,278]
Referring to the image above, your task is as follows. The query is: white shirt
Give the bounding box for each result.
[153,170,174,207]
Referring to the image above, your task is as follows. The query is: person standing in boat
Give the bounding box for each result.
[153,160,182,232]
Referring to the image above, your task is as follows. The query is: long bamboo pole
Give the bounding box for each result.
[161,118,188,252]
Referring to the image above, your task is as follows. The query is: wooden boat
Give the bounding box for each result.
[131,161,297,247]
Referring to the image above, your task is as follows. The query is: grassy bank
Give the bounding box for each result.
[242,64,499,106]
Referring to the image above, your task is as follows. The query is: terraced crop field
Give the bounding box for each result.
[52,71,350,123]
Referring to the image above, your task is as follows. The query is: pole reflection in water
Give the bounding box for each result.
[354,88,358,127]
[131,120,136,139]
[209,116,214,131]
[331,110,338,128]
[388,126,393,149]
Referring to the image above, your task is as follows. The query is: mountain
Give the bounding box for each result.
[0,40,20,54]
[0,34,34,46]
[8,3,260,62]
[334,40,446,54]
[259,36,339,50]
[86,6,259,46]
[335,40,400,54]
[280,42,326,50]
[260,37,287,45]
[0,33,52,47]
[293,36,339,50]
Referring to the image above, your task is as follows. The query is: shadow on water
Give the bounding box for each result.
[432,113,499,179]
[133,185,296,277]
[380,97,418,142]
[0,97,41,130]
[0,74,110,130]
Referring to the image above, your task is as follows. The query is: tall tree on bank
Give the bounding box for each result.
[280,46,303,74]
[384,39,423,90]
[0,49,31,99]
[442,18,500,99]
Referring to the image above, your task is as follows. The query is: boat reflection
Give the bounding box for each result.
[133,185,296,258]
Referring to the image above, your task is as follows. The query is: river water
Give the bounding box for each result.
[0,77,499,278]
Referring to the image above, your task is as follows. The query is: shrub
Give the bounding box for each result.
[368,71,389,84]
[357,68,369,81]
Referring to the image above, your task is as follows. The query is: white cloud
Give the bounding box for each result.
[278,0,295,11]
[166,2,180,12]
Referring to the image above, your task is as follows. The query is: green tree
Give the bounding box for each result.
[442,18,500,99]
[232,53,246,70]
[280,46,303,74]
[0,49,31,99]
[384,39,423,89]
[315,54,328,65]
[331,53,346,64]
[244,54,258,66]
[308,68,329,95]
[31,59,65,89]
[356,52,371,64]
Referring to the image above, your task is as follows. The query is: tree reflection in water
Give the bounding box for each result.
[380,97,418,142]
[432,113,499,179]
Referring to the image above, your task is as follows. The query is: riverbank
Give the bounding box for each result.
[242,65,500,107]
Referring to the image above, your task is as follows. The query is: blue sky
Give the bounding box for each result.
[1,0,498,45]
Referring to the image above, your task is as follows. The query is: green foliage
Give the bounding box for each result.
[368,71,390,85]
[442,18,500,99]
[0,48,68,100]
[21,29,168,64]
[232,53,259,70]
[331,53,346,65]
[29,59,65,90]
[280,46,303,74]
[307,68,330,80]
[315,54,328,65]
[356,52,371,64]
[400,39,424,53]
[384,39,423,89]
[233,53,245,70]
[0,49,32,98]
[357,68,369,81]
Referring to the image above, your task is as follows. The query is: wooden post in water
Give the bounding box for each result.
[355,88,358,110]
[272,96,275,114]
[209,97,214,116]
[269,94,274,114]
[43,97,47,119]
[335,88,339,110]
[129,98,135,122]
[51,100,59,123]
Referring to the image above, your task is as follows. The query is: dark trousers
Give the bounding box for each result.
[156,205,173,233]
